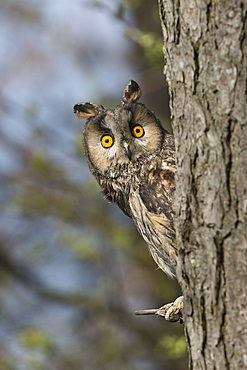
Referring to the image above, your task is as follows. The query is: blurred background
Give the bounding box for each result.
[0,0,187,369]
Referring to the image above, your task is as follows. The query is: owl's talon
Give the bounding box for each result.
[167,316,181,323]
[157,295,183,322]
[135,296,183,323]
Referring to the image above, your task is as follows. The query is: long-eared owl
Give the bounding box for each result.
[74,80,177,279]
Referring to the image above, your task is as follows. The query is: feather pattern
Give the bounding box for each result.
[74,81,178,279]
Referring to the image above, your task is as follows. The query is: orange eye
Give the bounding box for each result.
[101,135,114,148]
[132,125,144,138]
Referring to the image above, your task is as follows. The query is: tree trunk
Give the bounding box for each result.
[158,0,247,368]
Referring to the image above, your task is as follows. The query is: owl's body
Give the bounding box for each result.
[74,81,178,279]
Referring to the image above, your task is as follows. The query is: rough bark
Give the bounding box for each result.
[158,0,247,368]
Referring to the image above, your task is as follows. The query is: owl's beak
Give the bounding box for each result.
[124,145,132,161]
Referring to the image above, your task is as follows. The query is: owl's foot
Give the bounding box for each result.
[135,295,183,323]
[156,295,183,323]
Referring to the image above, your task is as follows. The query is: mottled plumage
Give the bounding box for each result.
[74,80,177,279]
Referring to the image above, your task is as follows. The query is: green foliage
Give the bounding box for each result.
[98,334,124,364]
[156,334,187,360]
[59,227,98,261]
[18,328,52,352]
[12,150,78,220]
[13,188,75,220]
[126,0,142,10]
[109,225,135,250]
[23,102,38,121]
[136,31,164,67]
[0,358,14,370]
[28,151,65,179]
[87,0,164,68]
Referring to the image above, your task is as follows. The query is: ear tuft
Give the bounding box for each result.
[74,102,104,119]
[122,80,141,105]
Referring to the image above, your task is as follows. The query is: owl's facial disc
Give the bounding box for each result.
[83,104,164,176]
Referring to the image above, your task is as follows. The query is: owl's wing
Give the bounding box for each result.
[129,164,177,277]
[139,167,176,239]
[138,132,176,222]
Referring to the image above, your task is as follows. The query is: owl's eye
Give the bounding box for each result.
[101,134,114,148]
[132,125,145,138]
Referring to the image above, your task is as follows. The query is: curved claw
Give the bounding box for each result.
[167,316,183,324]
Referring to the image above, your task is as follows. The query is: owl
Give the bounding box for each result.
[74,80,178,281]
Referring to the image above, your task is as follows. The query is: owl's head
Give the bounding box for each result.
[74,80,166,177]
